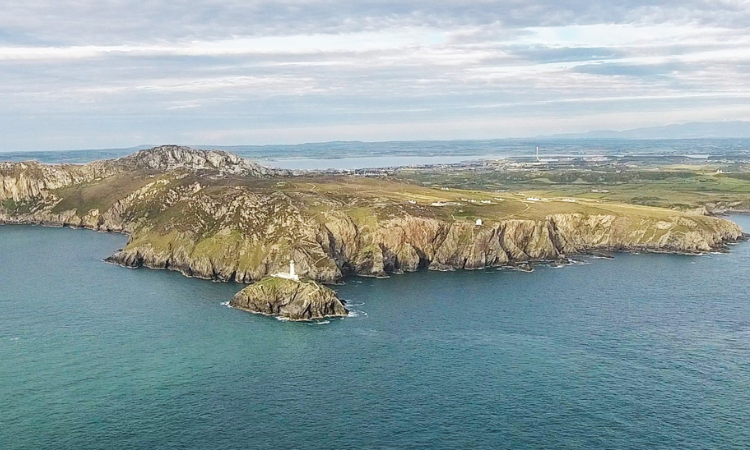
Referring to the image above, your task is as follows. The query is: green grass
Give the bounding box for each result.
[1,198,35,214]
[398,168,750,212]
[52,173,159,215]
[2,198,17,211]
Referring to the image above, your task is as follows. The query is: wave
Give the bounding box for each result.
[569,259,590,265]
[343,301,365,307]
[346,309,368,319]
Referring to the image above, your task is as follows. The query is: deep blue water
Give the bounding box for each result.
[2,218,750,449]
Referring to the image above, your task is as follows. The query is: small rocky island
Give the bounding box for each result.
[230,261,348,321]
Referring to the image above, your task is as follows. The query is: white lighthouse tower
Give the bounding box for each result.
[289,259,297,280]
[273,258,300,281]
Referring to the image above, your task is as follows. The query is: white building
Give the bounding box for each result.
[273,259,300,281]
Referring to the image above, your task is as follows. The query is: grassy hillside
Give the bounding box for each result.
[397,162,750,212]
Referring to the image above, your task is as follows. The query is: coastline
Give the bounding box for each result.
[2,146,747,291]
[1,217,745,286]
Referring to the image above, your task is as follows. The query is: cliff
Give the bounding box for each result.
[113,145,287,176]
[1,146,746,286]
[230,277,348,321]
[0,145,287,203]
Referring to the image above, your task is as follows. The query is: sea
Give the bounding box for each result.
[3,145,750,449]
[1,215,749,449]
[2,138,750,169]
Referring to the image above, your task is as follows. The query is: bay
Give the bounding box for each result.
[1,217,750,449]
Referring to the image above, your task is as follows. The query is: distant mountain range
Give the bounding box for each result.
[543,121,750,140]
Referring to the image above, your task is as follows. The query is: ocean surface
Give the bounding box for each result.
[2,218,750,449]
[2,138,750,169]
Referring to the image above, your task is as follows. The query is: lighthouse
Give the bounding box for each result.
[272,258,300,281]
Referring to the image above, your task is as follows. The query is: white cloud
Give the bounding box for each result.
[1,1,750,150]
[0,29,448,61]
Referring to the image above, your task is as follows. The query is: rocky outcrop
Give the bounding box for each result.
[115,145,288,177]
[548,213,744,254]
[0,145,284,203]
[230,277,348,321]
[0,160,115,202]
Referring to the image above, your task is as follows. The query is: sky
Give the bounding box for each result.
[1,0,750,151]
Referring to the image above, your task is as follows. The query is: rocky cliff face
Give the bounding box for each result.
[104,208,745,283]
[230,277,348,321]
[1,147,746,286]
[115,145,287,177]
[0,145,285,203]
[0,160,115,202]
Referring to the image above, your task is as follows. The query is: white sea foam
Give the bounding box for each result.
[221,301,232,308]
[569,259,589,265]
[347,309,368,318]
[344,301,365,307]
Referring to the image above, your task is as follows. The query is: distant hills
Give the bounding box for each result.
[544,121,750,140]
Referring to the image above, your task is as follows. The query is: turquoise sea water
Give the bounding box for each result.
[2,218,750,449]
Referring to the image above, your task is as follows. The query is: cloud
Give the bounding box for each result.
[1,1,750,150]
[572,62,683,78]
[2,1,750,45]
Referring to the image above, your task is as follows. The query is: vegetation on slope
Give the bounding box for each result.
[0,147,745,285]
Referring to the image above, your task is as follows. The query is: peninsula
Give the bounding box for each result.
[1,146,745,320]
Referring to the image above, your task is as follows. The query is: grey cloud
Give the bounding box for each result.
[1,1,749,45]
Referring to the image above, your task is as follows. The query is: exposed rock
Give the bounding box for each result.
[115,145,288,177]
[230,277,348,321]
[548,213,743,254]
[0,145,286,203]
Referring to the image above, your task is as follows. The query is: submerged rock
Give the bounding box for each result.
[230,277,348,321]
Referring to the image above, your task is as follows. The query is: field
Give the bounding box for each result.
[395,158,750,214]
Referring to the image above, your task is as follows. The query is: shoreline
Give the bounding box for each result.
[2,219,745,287]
